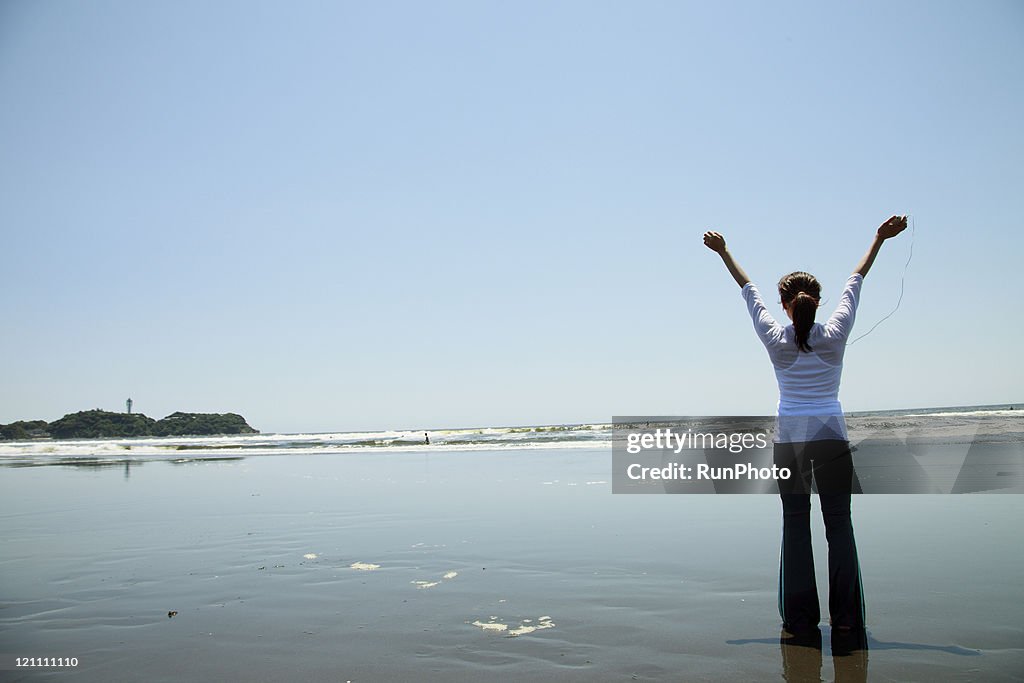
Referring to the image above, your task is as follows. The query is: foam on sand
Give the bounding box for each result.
[471,615,555,637]
[471,620,507,632]
[350,562,381,571]
[411,570,459,589]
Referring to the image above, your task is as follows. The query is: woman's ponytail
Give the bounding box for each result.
[791,292,817,352]
[777,271,822,353]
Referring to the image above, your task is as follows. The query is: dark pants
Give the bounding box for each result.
[774,440,865,631]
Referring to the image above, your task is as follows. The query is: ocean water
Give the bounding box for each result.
[1,404,1021,468]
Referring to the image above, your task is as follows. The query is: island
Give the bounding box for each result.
[0,410,258,440]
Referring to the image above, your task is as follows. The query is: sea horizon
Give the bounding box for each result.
[2,401,1021,471]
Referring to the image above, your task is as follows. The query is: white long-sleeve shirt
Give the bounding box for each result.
[741,274,863,442]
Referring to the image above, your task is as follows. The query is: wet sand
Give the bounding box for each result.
[1,449,1022,681]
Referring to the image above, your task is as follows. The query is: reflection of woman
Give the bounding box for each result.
[780,626,869,682]
[703,216,907,632]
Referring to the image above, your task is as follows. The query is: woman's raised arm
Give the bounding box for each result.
[854,215,908,278]
[703,231,751,288]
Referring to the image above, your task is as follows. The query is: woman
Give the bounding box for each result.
[702,215,907,633]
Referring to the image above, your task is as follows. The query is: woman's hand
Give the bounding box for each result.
[703,231,750,287]
[857,214,907,277]
[703,230,727,253]
[877,215,908,240]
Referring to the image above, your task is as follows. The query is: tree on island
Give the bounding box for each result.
[0,410,258,440]
[151,412,256,437]
[47,410,155,439]
[0,420,49,440]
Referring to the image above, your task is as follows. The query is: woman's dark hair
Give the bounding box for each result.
[778,271,821,353]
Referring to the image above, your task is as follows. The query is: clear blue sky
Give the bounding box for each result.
[2,1,1021,433]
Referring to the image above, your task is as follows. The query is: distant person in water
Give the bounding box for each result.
[703,215,907,633]
[424,432,430,445]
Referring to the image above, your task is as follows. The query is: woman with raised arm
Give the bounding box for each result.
[702,216,907,634]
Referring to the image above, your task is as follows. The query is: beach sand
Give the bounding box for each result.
[1,448,1022,681]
